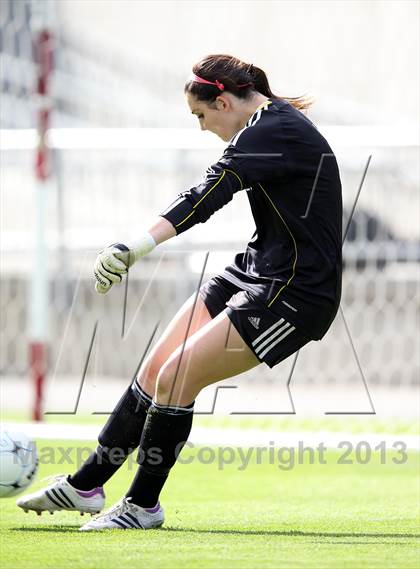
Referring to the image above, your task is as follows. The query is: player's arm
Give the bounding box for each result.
[159,161,244,234]
[94,160,244,294]
[148,216,177,244]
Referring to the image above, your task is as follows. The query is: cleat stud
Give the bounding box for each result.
[80,512,84,516]
[36,511,42,516]
[49,511,54,515]
[24,510,28,513]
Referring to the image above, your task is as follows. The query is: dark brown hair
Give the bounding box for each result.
[185,54,313,111]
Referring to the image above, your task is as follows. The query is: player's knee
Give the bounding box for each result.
[155,357,202,405]
[155,365,172,403]
[137,374,156,398]
[155,359,180,404]
[137,353,165,394]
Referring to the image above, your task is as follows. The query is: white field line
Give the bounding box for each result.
[3,422,419,450]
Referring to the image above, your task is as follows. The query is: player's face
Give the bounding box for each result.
[187,93,237,142]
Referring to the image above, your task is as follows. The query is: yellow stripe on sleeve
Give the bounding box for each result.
[193,170,226,208]
[175,210,195,228]
[224,168,244,190]
[174,168,243,228]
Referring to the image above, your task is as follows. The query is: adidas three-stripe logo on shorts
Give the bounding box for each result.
[227,304,311,369]
[251,317,296,360]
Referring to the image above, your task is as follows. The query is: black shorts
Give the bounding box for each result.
[199,275,311,368]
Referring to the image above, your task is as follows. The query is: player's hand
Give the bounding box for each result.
[94,243,129,294]
[94,234,156,294]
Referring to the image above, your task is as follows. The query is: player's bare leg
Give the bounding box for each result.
[136,292,213,397]
[155,309,260,406]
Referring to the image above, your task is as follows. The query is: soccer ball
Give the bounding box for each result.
[0,426,38,498]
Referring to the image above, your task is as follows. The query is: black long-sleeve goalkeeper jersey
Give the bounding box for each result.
[161,98,343,340]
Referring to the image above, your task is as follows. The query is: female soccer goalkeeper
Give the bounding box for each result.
[18,54,342,530]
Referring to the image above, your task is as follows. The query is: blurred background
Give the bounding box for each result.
[1,0,419,423]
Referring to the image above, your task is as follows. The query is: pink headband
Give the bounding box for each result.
[189,73,252,91]
[189,73,225,91]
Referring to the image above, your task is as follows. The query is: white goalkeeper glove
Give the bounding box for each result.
[93,233,156,294]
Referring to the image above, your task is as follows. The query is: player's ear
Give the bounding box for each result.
[215,95,229,112]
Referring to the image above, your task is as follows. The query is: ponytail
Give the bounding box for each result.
[185,54,313,112]
[250,65,313,112]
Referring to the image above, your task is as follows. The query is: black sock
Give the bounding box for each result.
[69,382,152,490]
[126,401,194,508]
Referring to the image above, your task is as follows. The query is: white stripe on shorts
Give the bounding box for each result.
[254,321,291,355]
[258,326,296,359]
[251,318,285,347]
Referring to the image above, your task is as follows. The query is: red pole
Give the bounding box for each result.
[35,30,53,181]
[30,27,53,421]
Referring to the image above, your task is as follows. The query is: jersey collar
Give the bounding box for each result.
[228,99,272,146]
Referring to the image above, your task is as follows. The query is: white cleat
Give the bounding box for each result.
[16,475,105,515]
[79,497,164,531]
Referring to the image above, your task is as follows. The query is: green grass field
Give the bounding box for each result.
[1,438,419,569]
